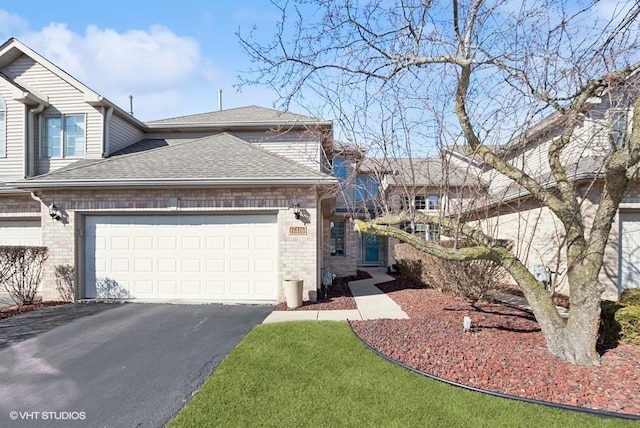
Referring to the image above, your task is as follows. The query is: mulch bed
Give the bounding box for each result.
[351,278,640,417]
[274,270,371,311]
[0,301,70,319]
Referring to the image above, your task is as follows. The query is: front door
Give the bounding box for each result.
[363,235,380,264]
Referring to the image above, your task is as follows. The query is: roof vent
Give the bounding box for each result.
[128,95,134,115]
[218,89,223,111]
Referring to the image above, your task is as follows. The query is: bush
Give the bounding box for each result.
[615,305,640,347]
[55,264,75,302]
[619,288,640,306]
[0,246,49,305]
[394,241,507,302]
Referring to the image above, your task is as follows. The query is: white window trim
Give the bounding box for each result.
[41,113,87,159]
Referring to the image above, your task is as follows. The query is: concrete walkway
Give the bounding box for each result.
[262,269,409,324]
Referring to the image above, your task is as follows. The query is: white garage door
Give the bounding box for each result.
[0,219,41,245]
[85,215,278,302]
[620,212,640,291]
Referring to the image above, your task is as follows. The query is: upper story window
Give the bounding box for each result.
[42,114,85,158]
[332,157,347,181]
[0,95,5,157]
[355,175,379,201]
[610,110,628,147]
[404,194,440,210]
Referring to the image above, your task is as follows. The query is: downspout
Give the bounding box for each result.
[27,102,46,178]
[102,106,114,157]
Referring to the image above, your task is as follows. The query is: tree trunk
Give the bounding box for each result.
[510,261,603,366]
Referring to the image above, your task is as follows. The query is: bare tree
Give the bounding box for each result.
[239,0,640,365]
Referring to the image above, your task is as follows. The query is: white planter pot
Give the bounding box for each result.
[283,279,303,308]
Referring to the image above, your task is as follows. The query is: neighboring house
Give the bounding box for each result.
[441,89,640,300]
[332,86,639,301]
[0,38,338,304]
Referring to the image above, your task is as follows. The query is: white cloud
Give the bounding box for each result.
[0,10,284,121]
[2,16,228,120]
[0,10,29,40]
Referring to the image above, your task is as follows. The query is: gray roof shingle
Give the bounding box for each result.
[146,105,327,126]
[361,158,484,187]
[19,133,335,186]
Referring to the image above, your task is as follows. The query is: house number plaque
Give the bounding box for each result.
[289,226,307,235]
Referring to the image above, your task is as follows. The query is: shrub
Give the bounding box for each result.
[619,288,640,306]
[394,241,507,302]
[0,246,49,305]
[55,264,75,302]
[614,305,640,347]
[598,300,623,345]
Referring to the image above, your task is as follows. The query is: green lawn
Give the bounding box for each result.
[170,322,635,428]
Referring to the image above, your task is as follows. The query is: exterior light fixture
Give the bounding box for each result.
[48,203,61,221]
[293,199,301,219]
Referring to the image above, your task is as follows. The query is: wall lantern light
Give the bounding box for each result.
[48,203,61,221]
[293,199,301,219]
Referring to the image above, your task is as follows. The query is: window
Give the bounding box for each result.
[610,110,628,147]
[402,222,439,241]
[355,175,379,201]
[0,95,5,157]
[332,157,347,180]
[330,221,346,257]
[409,194,439,210]
[42,114,85,158]
[428,224,440,241]
[427,195,440,210]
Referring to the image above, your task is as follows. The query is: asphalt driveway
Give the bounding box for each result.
[0,302,273,427]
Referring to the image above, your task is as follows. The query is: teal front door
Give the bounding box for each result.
[363,235,380,264]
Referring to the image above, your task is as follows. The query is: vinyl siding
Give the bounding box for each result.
[108,113,145,154]
[234,130,321,170]
[0,84,26,178]
[480,114,615,197]
[3,55,104,174]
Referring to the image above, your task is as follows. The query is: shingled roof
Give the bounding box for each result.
[12,133,336,188]
[146,105,328,126]
[361,158,485,187]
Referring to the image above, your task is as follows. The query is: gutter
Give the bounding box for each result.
[8,177,339,190]
[145,120,333,131]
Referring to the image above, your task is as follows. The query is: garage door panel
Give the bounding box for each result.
[134,237,154,250]
[620,212,640,290]
[230,236,250,250]
[230,281,250,295]
[158,237,177,250]
[85,215,278,301]
[158,259,177,272]
[230,259,250,272]
[206,259,225,272]
[0,219,42,246]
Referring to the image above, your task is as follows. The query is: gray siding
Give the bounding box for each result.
[108,113,145,154]
[234,130,321,171]
[4,55,104,174]
[0,84,25,179]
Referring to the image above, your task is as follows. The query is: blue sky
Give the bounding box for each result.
[0,1,289,121]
